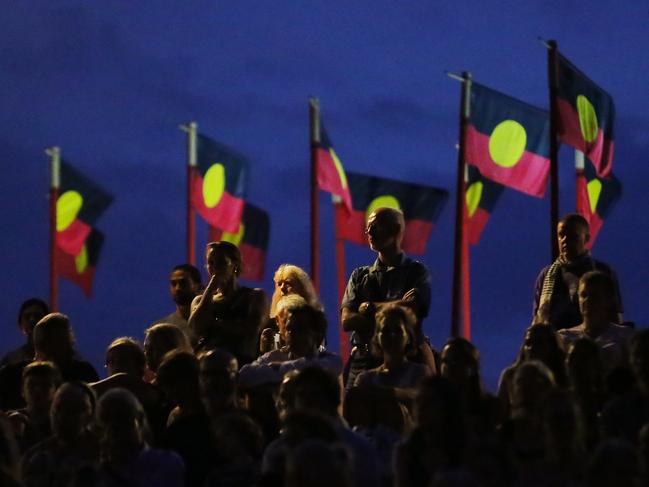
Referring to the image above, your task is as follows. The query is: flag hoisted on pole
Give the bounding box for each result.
[464,82,551,198]
[190,132,248,234]
[575,150,621,247]
[180,121,198,266]
[47,147,60,311]
[48,148,113,302]
[450,71,472,339]
[555,50,615,178]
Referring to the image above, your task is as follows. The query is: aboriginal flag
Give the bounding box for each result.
[56,161,113,256]
[465,165,504,246]
[208,203,270,281]
[55,229,104,297]
[316,124,352,212]
[335,172,448,255]
[556,53,615,178]
[465,82,550,197]
[576,162,621,246]
[191,134,248,233]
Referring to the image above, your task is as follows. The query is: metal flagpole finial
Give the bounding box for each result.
[46,147,61,189]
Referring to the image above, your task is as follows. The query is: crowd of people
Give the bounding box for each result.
[0,208,647,487]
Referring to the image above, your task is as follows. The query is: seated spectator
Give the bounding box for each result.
[156,350,214,487]
[240,304,342,384]
[21,382,100,487]
[260,294,307,354]
[204,411,265,487]
[263,367,379,487]
[0,313,98,411]
[90,337,167,445]
[198,348,240,417]
[354,304,430,390]
[557,271,633,370]
[498,323,566,416]
[7,361,61,452]
[394,376,466,487]
[96,388,184,487]
[143,323,192,380]
[189,241,267,365]
[0,298,49,367]
[152,264,202,348]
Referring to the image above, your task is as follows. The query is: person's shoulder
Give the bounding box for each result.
[592,259,617,275]
[607,323,634,339]
[349,265,372,278]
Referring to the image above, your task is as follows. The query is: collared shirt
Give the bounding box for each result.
[341,253,431,321]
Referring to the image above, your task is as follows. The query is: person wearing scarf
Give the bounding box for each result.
[533,214,623,330]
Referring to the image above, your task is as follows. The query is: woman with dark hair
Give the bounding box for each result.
[189,241,267,366]
[354,304,430,390]
[498,323,566,415]
[0,298,49,367]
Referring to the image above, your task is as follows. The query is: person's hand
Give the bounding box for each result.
[204,274,221,296]
[359,301,376,316]
[402,288,418,301]
[259,328,275,353]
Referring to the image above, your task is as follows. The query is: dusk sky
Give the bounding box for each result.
[2,1,648,389]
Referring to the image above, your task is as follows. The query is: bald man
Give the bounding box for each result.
[341,207,432,389]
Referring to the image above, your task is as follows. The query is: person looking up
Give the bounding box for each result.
[189,241,267,366]
[152,264,202,348]
[1,298,49,367]
[533,213,623,330]
[341,207,433,390]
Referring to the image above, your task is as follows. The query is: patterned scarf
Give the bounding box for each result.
[535,251,594,324]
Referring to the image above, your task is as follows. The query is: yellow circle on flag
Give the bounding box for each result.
[329,149,348,189]
[366,195,401,222]
[576,95,598,143]
[466,181,483,218]
[203,163,226,208]
[75,245,88,274]
[488,120,527,168]
[221,223,245,246]
[56,190,83,231]
[587,179,602,214]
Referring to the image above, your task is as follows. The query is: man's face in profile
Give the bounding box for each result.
[365,210,398,253]
[169,270,199,306]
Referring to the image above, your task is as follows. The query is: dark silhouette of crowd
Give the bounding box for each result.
[0,210,647,487]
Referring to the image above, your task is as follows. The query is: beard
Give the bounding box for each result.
[173,291,195,306]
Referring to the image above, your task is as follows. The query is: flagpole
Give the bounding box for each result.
[46,147,61,311]
[309,97,321,292]
[180,122,198,265]
[451,72,471,338]
[461,169,471,339]
[547,40,560,260]
[333,201,350,362]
